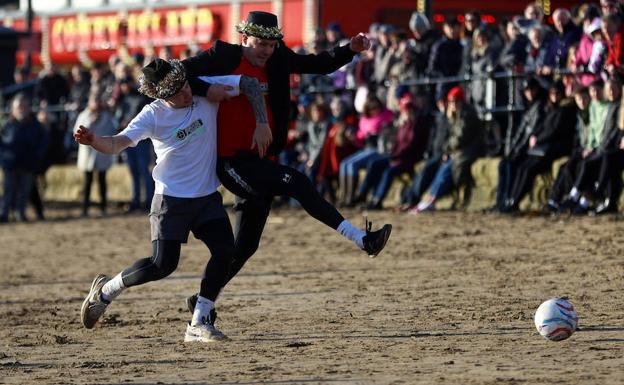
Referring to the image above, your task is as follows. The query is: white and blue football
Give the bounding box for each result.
[534,297,578,341]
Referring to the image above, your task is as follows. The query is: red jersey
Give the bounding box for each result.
[217,57,274,157]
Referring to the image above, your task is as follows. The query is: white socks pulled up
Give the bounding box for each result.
[101,273,126,303]
[337,220,365,249]
[191,296,215,326]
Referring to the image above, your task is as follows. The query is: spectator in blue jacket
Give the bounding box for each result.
[539,8,582,76]
[0,94,48,223]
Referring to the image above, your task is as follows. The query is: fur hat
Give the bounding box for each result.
[138,58,187,100]
[236,11,284,40]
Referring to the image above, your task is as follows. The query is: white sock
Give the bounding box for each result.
[337,220,365,249]
[101,273,126,303]
[569,187,580,201]
[191,295,215,326]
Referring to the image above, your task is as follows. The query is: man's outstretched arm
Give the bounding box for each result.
[74,125,133,154]
[287,33,371,75]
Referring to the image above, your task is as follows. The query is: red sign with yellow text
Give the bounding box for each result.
[49,6,220,56]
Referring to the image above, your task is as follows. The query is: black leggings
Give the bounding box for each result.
[216,154,345,285]
[217,155,344,230]
[121,217,235,301]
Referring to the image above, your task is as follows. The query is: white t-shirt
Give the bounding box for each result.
[120,75,241,198]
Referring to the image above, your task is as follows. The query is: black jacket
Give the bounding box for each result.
[507,99,547,159]
[183,40,356,156]
[531,99,577,158]
[426,37,463,78]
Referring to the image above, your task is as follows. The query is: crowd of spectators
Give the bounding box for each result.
[3,0,624,223]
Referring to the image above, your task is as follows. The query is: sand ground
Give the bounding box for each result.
[1,205,623,385]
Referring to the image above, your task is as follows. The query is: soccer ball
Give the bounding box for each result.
[534,297,578,341]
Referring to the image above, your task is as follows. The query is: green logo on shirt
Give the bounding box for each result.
[175,119,205,141]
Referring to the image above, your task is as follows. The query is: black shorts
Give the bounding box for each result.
[149,192,227,243]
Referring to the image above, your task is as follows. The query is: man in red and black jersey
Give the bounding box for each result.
[182,11,392,316]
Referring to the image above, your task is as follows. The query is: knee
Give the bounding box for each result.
[151,243,180,279]
[153,256,178,279]
[235,242,258,262]
[212,244,236,265]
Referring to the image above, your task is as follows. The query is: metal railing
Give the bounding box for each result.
[2,68,584,160]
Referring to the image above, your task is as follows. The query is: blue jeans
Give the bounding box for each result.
[1,168,34,220]
[373,165,404,202]
[403,157,442,205]
[357,156,390,197]
[428,159,455,199]
[125,140,154,209]
[339,148,384,178]
[356,156,405,203]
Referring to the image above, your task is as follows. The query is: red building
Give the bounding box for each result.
[1,0,588,65]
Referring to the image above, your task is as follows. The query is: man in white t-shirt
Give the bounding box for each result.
[76,58,269,342]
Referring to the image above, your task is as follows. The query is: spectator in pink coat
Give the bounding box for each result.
[338,96,394,206]
[574,16,606,86]
[355,97,394,144]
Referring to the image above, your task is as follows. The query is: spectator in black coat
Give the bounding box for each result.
[408,12,441,78]
[0,94,47,223]
[546,86,591,211]
[427,17,463,101]
[502,81,578,212]
[36,63,69,107]
[493,77,547,211]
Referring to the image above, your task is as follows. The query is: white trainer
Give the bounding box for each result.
[184,322,228,342]
[80,274,110,329]
[184,310,227,342]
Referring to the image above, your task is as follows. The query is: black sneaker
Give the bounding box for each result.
[362,219,392,258]
[186,293,199,314]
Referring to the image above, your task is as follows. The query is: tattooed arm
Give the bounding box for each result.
[240,75,268,124]
[239,75,272,157]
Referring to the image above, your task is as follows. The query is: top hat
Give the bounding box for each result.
[236,11,284,40]
[138,58,187,100]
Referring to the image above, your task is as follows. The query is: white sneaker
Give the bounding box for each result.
[184,322,228,342]
[184,309,227,342]
[80,274,110,329]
